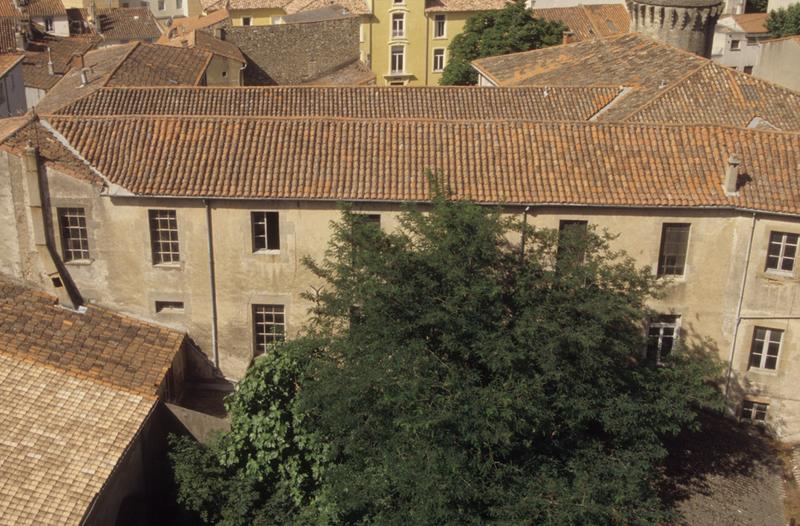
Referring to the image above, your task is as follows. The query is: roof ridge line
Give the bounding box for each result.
[619,62,710,121]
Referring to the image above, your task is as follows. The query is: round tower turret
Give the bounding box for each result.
[627,0,723,58]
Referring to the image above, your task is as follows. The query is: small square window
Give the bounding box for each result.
[741,400,768,422]
[748,327,782,370]
[155,300,184,313]
[242,16,252,26]
[149,209,180,265]
[253,304,285,356]
[743,65,753,74]
[251,211,280,252]
[657,223,690,276]
[766,231,798,273]
[58,207,90,262]
[730,39,740,50]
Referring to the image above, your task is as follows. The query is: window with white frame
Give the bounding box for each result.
[58,207,90,262]
[432,48,445,72]
[434,14,446,38]
[391,13,405,38]
[251,211,280,252]
[766,231,798,273]
[148,209,180,265]
[748,327,782,370]
[741,400,768,422]
[253,304,285,356]
[390,45,404,73]
[646,315,680,363]
[657,223,690,276]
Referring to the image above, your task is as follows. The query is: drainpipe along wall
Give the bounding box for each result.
[24,143,83,309]
[204,199,220,369]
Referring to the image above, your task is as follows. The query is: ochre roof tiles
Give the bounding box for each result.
[52,85,621,119]
[532,4,629,41]
[39,116,800,217]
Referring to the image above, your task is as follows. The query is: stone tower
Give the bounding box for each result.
[626,0,723,58]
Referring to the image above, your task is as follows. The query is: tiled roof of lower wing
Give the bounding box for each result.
[51,86,621,119]
[43,116,800,217]
[625,62,800,130]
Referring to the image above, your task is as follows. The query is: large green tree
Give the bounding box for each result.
[766,3,800,36]
[440,0,565,85]
[171,192,723,525]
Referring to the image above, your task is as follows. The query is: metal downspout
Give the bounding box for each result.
[723,212,757,404]
[204,199,220,369]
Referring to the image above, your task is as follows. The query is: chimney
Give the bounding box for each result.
[562,30,574,45]
[47,47,54,75]
[72,52,84,70]
[214,27,225,41]
[724,154,740,195]
[14,30,26,51]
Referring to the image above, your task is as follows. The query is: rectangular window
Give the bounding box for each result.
[748,327,782,370]
[251,211,280,252]
[176,0,182,8]
[390,45,404,74]
[58,207,90,262]
[746,37,758,46]
[242,16,251,26]
[646,315,680,363]
[741,400,768,422]
[731,39,740,50]
[149,209,180,265]
[253,304,285,356]
[766,231,798,273]
[743,65,753,74]
[557,220,588,264]
[434,14,446,38]
[44,17,54,31]
[391,13,405,38]
[432,48,445,72]
[155,300,184,313]
[158,0,164,9]
[657,223,690,276]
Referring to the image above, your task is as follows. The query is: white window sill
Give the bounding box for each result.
[763,269,794,279]
[154,262,182,270]
[253,249,281,256]
[746,367,778,377]
[65,259,93,266]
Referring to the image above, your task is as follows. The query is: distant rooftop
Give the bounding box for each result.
[532,4,629,41]
[472,33,800,130]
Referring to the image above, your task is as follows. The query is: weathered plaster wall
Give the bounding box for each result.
[754,38,800,92]
[219,16,361,84]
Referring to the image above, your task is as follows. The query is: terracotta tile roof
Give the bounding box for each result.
[0,18,17,53]
[37,116,800,217]
[282,0,369,15]
[51,85,621,120]
[21,31,98,90]
[106,42,211,86]
[0,52,21,76]
[160,28,245,63]
[168,8,229,32]
[0,352,156,526]
[95,7,162,42]
[731,12,769,34]
[33,43,137,114]
[471,33,800,130]
[0,276,185,396]
[301,58,374,85]
[532,4,629,41]
[425,0,508,12]
[0,0,67,18]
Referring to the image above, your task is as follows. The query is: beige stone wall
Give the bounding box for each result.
[205,56,243,86]
[5,153,800,439]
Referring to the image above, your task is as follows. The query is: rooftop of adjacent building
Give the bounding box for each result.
[158,26,246,63]
[471,32,800,129]
[0,275,186,525]
[531,3,629,41]
[67,6,164,42]
[716,12,770,35]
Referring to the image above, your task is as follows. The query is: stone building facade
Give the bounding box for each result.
[2,87,800,440]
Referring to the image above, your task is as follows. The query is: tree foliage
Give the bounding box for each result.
[440,0,565,85]
[170,190,723,525]
[766,3,800,36]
